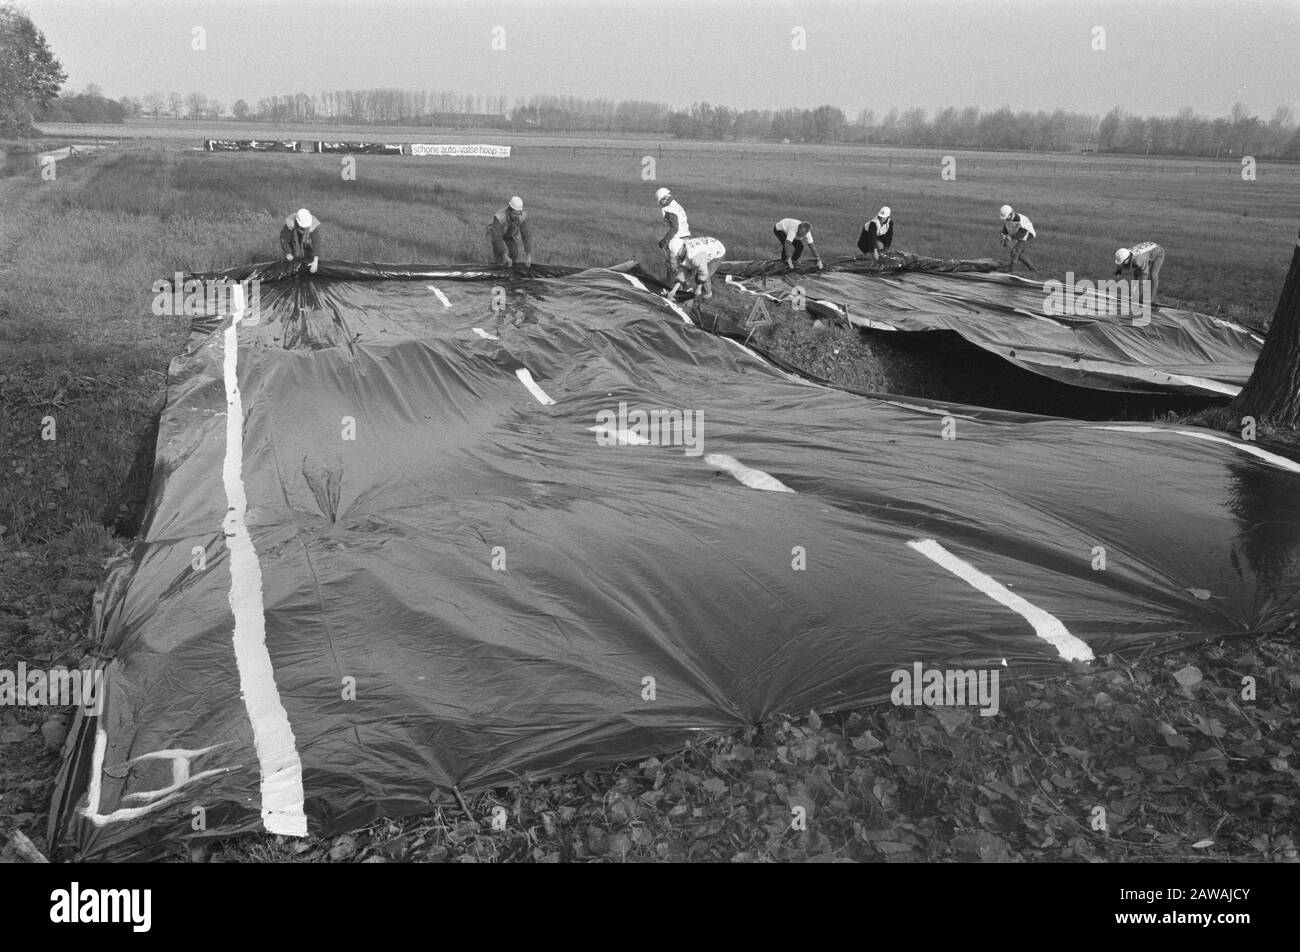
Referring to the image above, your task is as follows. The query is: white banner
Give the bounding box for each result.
[409,143,511,158]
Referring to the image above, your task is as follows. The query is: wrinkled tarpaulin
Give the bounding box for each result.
[51,260,1300,859]
[719,255,1263,397]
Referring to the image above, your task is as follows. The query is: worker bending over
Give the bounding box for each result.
[857,207,894,260]
[774,218,823,271]
[280,207,321,273]
[487,196,533,268]
[998,204,1037,273]
[665,236,727,300]
[656,187,690,280]
[1115,242,1165,306]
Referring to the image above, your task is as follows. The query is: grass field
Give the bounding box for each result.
[1,139,1298,863]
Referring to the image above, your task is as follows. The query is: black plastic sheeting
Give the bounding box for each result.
[203,139,301,152]
[315,142,404,155]
[51,261,1300,859]
[720,255,1264,397]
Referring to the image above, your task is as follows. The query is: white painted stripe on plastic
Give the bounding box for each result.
[616,270,694,323]
[703,453,794,493]
[1090,425,1300,473]
[515,367,555,405]
[616,272,650,293]
[588,424,652,445]
[473,327,498,340]
[907,538,1094,662]
[221,283,308,836]
[426,285,451,307]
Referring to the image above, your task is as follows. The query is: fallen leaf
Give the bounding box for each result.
[701,777,728,798]
[933,707,972,735]
[329,834,358,861]
[1158,722,1190,748]
[852,730,884,752]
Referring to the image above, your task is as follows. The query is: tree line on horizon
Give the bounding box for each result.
[37,85,1300,159]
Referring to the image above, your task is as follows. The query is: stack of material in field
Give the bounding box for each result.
[49,260,1300,859]
[721,257,1263,397]
[204,139,301,152]
[313,141,404,154]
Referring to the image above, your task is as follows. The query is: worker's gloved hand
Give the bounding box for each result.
[524,254,532,268]
[782,260,794,273]
[308,257,319,274]
[816,260,824,271]
[284,253,294,261]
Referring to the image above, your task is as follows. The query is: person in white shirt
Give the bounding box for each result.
[857,207,894,260]
[1114,242,1166,306]
[665,236,726,300]
[774,217,823,271]
[656,187,690,280]
[998,204,1038,273]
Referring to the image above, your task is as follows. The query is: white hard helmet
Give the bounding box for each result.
[999,204,1014,220]
[295,208,313,228]
[878,206,891,219]
[1115,248,1131,265]
[655,187,671,203]
[667,236,685,257]
[508,195,524,211]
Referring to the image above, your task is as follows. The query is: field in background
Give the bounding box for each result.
[2,141,1298,861]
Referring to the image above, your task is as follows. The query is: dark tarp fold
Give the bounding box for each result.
[721,255,1263,396]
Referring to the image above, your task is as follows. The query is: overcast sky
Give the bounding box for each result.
[22,0,1300,118]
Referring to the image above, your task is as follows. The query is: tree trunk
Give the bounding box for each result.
[1231,228,1300,425]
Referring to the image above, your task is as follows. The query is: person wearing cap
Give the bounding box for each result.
[1114,242,1165,306]
[857,207,894,260]
[656,187,690,280]
[487,196,533,268]
[998,204,1037,273]
[774,218,823,271]
[279,207,321,273]
[665,236,727,301]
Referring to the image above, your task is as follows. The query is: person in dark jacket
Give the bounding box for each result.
[857,206,894,259]
[487,196,533,267]
[279,208,321,272]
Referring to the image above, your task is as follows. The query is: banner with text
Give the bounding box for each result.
[409,143,511,158]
